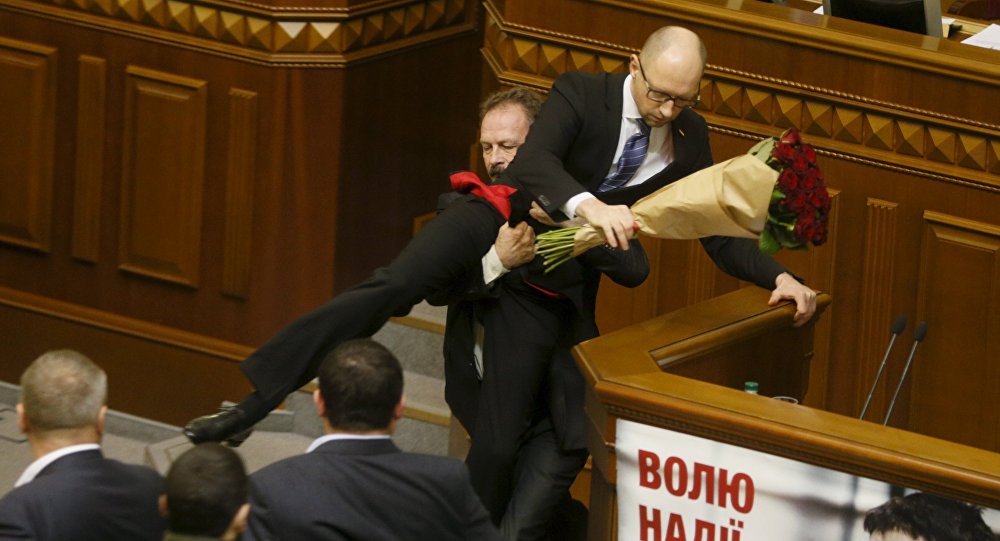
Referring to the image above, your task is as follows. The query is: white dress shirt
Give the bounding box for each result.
[563,74,675,218]
[14,443,100,487]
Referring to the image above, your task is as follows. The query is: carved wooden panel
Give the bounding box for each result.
[72,55,107,263]
[480,5,1000,195]
[221,88,258,299]
[0,37,57,253]
[855,199,900,416]
[118,65,207,287]
[5,0,473,63]
[910,212,1000,451]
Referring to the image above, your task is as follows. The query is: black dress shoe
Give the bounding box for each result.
[184,407,254,447]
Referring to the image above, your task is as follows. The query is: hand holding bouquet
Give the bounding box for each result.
[536,129,830,272]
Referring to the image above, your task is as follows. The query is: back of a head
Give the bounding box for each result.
[20,350,107,431]
[318,339,403,432]
[864,492,997,541]
[165,443,248,538]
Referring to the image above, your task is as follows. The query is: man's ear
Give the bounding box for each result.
[158,494,169,519]
[228,502,251,538]
[96,405,107,438]
[628,53,640,77]
[313,389,325,418]
[16,403,27,434]
[393,395,406,422]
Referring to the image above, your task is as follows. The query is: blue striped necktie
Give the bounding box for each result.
[598,119,651,193]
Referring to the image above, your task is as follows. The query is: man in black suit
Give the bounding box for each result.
[161,442,250,541]
[436,87,647,540]
[0,350,165,541]
[454,27,817,538]
[244,338,502,541]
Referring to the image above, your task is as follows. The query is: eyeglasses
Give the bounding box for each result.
[637,58,701,108]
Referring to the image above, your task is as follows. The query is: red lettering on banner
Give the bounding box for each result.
[665,456,688,497]
[666,512,686,541]
[689,463,715,504]
[721,518,744,541]
[693,519,715,541]
[640,505,662,541]
[639,450,662,489]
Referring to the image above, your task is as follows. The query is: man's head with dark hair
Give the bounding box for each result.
[316,339,404,433]
[162,443,249,540]
[864,492,996,541]
[478,87,543,124]
[478,87,544,180]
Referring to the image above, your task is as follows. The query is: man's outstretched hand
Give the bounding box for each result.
[574,198,636,250]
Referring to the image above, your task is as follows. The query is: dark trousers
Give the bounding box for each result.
[500,417,588,541]
[449,281,593,540]
[240,199,504,410]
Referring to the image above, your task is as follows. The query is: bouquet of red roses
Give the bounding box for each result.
[753,129,830,253]
[536,128,830,271]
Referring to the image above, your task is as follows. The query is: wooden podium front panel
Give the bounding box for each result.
[481,0,1000,452]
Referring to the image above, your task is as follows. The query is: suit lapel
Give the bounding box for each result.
[590,73,629,187]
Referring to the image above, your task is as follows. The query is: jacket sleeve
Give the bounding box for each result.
[577,238,649,288]
[700,236,789,289]
[500,73,593,216]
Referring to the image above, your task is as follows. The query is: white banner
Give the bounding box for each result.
[615,419,999,541]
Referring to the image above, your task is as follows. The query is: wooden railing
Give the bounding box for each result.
[572,288,1000,539]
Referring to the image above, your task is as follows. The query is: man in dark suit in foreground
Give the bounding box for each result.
[161,442,250,541]
[244,338,502,541]
[0,350,165,540]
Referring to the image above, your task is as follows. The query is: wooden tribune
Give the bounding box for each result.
[573,288,1000,540]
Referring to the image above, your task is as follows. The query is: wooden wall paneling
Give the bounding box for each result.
[221,88,258,299]
[855,198,900,419]
[908,211,1000,450]
[118,65,207,287]
[72,54,107,263]
[0,36,56,253]
[0,285,253,426]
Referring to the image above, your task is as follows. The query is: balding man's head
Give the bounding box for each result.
[628,26,706,127]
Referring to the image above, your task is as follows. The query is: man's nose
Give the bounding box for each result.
[659,100,677,118]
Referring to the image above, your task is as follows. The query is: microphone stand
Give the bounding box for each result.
[883,321,928,426]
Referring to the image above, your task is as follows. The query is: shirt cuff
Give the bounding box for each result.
[563,192,597,219]
[482,245,509,287]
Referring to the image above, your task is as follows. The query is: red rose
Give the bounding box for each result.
[779,129,802,146]
[786,192,809,213]
[812,223,828,245]
[792,154,810,173]
[773,143,796,165]
[804,166,823,185]
[800,143,816,163]
[778,169,799,192]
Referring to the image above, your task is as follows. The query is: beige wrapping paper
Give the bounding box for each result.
[570,155,779,256]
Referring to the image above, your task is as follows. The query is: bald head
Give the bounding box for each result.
[641,26,707,69]
[629,26,707,127]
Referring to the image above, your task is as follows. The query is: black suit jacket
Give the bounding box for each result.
[0,449,165,541]
[245,438,502,541]
[503,70,787,291]
[495,71,788,450]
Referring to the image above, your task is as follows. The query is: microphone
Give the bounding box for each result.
[859,315,908,421]
[883,321,928,426]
